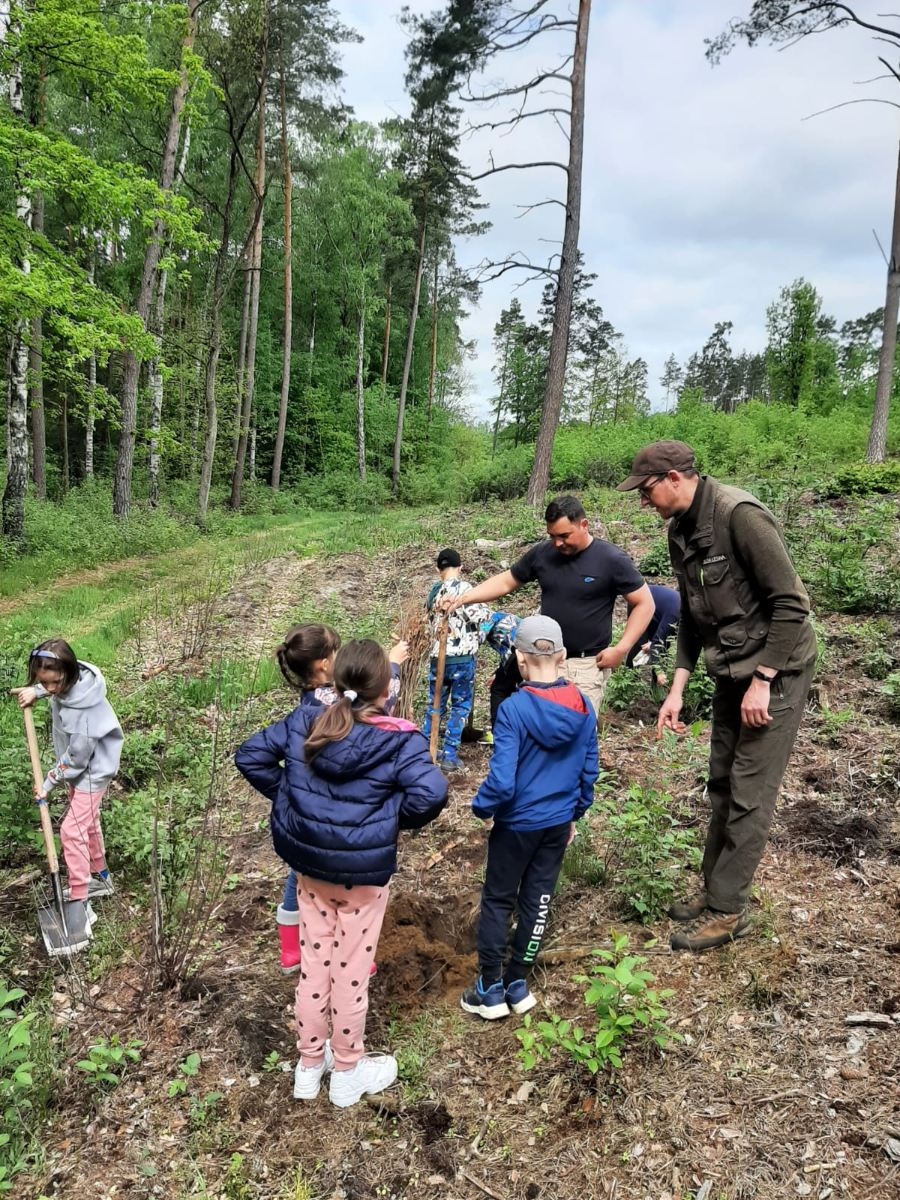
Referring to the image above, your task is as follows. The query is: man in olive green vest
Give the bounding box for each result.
[618,441,816,952]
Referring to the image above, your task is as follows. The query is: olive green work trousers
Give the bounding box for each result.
[703,660,815,914]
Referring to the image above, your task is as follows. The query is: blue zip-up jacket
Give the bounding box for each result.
[473,680,598,830]
[235,706,448,887]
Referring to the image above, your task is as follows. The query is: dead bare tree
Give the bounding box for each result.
[459,0,592,504]
[707,1,900,464]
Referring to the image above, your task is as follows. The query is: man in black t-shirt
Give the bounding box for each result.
[446,496,654,718]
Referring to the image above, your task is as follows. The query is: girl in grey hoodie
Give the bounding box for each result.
[15,639,123,918]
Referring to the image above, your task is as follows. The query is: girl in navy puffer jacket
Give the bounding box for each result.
[236,639,447,1109]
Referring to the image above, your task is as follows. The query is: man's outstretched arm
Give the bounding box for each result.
[443,570,522,612]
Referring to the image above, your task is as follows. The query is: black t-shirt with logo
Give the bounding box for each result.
[510,538,645,655]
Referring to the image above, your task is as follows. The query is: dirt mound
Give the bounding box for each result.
[374,890,480,1009]
[780,796,884,862]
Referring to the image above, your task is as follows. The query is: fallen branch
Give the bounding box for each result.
[459,1168,509,1200]
[426,836,468,869]
[1,868,41,892]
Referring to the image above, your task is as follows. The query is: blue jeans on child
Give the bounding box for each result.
[421,656,476,755]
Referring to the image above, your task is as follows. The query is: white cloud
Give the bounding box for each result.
[333,1,899,416]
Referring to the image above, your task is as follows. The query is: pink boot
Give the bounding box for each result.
[277,905,301,974]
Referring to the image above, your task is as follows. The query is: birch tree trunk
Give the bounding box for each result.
[29,193,46,500]
[356,286,367,481]
[868,138,900,463]
[59,389,69,492]
[84,246,97,477]
[2,11,32,543]
[112,0,199,517]
[381,280,392,390]
[147,270,168,507]
[526,0,590,506]
[271,62,292,490]
[492,333,511,457]
[146,124,190,508]
[391,209,428,498]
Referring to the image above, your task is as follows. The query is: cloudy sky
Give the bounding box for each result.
[331,1,898,418]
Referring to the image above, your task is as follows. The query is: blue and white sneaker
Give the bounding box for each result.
[460,976,509,1020]
[505,978,537,1015]
[440,749,463,773]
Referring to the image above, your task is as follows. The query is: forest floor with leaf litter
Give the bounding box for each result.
[4,529,900,1200]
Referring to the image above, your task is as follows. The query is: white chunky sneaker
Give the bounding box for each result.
[328,1053,398,1109]
[293,1041,335,1100]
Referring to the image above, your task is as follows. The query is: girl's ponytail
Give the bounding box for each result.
[277,624,340,689]
[304,640,392,762]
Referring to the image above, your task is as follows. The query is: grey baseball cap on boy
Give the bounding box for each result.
[515,615,565,655]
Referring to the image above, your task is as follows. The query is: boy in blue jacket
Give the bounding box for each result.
[461,615,599,1020]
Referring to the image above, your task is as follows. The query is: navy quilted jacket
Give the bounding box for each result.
[235,706,448,887]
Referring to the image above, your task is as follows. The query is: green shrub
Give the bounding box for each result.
[76,1037,142,1093]
[881,671,900,720]
[795,503,900,613]
[817,461,900,499]
[638,539,672,577]
[0,982,38,1191]
[559,814,607,889]
[599,784,700,922]
[517,933,678,1076]
[603,668,649,713]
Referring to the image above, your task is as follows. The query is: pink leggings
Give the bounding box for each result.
[60,786,108,902]
[295,875,390,1071]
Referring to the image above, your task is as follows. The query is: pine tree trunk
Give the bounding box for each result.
[427,255,439,423]
[356,286,367,482]
[231,265,252,461]
[113,0,199,518]
[392,210,428,497]
[271,63,292,491]
[230,10,268,511]
[526,0,590,506]
[868,137,900,464]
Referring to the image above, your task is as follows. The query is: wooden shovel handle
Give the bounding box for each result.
[429,617,450,763]
[23,708,60,875]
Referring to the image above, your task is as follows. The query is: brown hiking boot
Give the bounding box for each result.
[670,909,751,952]
[668,891,708,923]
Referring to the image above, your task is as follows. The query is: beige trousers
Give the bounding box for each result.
[561,656,610,722]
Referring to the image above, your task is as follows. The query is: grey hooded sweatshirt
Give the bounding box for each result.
[33,662,123,795]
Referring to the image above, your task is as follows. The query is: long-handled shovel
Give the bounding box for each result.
[428,617,449,764]
[23,708,93,958]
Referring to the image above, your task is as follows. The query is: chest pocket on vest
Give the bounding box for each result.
[701,558,746,626]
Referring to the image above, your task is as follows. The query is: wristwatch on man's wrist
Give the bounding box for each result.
[753,669,778,683]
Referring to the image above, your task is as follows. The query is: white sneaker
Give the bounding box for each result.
[328,1053,398,1109]
[293,1041,335,1100]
